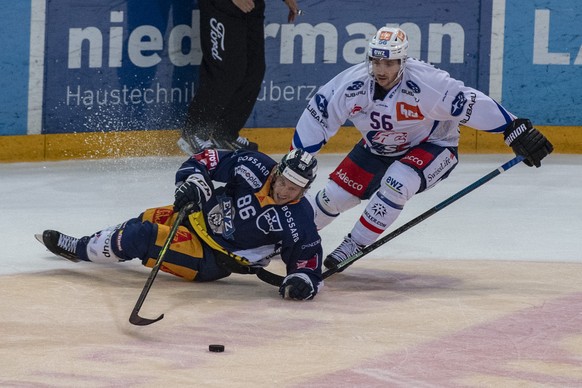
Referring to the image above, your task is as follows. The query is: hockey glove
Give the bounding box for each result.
[503,118,553,167]
[174,173,213,212]
[279,273,315,301]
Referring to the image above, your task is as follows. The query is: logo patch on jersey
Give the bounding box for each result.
[152,208,174,225]
[315,94,329,119]
[459,92,477,124]
[257,208,283,234]
[296,254,319,270]
[236,155,271,177]
[451,92,467,116]
[301,239,321,249]
[220,195,235,239]
[401,88,419,101]
[367,131,410,155]
[350,105,363,116]
[345,89,367,98]
[405,80,421,93]
[206,195,235,239]
[424,151,457,187]
[330,158,373,196]
[281,205,300,242]
[194,149,220,170]
[347,81,364,91]
[207,206,224,233]
[173,229,192,244]
[400,148,434,169]
[234,165,262,189]
[396,102,424,121]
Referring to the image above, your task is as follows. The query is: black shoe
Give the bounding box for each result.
[178,133,214,154]
[35,230,86,263]
[212,136,259,151]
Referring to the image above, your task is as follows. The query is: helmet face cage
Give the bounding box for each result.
[276,149,318,189]
[367,27,409,79]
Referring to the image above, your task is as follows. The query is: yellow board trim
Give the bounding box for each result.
[0,126,580,163]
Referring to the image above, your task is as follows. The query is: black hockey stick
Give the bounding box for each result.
[255,250,283,287]
[255,155,525,287]
[129,202,195,326]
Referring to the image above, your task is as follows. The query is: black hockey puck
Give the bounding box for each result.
[209,344,225,352]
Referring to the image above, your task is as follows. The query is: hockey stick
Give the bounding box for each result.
[326,155,525,276]
[255,155,525,287]
[255,249,283,286]
[129,202,195,326]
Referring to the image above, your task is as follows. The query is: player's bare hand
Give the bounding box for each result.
[283,0,301,23]
[232,0,255,13]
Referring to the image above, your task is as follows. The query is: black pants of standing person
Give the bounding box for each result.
[183,0,265,150]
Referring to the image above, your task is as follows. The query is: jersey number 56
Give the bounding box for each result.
[370,111,394,131]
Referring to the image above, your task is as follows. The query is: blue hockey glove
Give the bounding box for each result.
[279,273,315,300]
[174,173,213,212]
[503,118,553,167]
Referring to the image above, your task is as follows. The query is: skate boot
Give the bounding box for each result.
[323,234,365,272]
[35,230,89,263]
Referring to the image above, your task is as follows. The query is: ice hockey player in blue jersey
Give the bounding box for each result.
[37,148,323,301]
[291,26,553,271]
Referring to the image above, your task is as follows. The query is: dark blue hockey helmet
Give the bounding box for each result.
[277,149,318,188]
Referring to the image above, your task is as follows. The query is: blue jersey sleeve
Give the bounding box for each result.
[279,200,324,287]
[175,149,276,189]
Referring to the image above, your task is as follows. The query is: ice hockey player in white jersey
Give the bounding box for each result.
[291,26,553,271]
[37,148,323,301]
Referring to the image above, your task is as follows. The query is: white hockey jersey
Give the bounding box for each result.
[293,58,515,157]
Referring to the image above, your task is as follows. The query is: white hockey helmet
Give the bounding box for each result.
[367,27,409,78]
[276,148,318,189]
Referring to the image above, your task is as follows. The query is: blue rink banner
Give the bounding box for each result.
[43,0,200,134]
[38,0,582,134]
[0,3,31,136]
[502,0,582,125]
[42,0,486,134]
[255,0,487,128]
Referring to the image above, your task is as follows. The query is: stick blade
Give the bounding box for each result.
[129,313,164,326]
[255,268,284,287]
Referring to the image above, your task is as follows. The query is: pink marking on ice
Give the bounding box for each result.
[299,292,582,387]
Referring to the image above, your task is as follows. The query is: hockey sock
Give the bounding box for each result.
[85,225,123,263]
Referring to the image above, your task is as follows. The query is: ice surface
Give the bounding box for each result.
[1,153,581,386]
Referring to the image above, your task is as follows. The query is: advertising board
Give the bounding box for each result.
[502,1,582,124]
[42,0,484,133]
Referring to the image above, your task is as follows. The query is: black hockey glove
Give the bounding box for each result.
[174,173,213,212]
[279,273,315,301]
[503,118,553,167]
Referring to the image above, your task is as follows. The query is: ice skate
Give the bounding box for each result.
[323,234,365,272]
[35,230,87,263]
